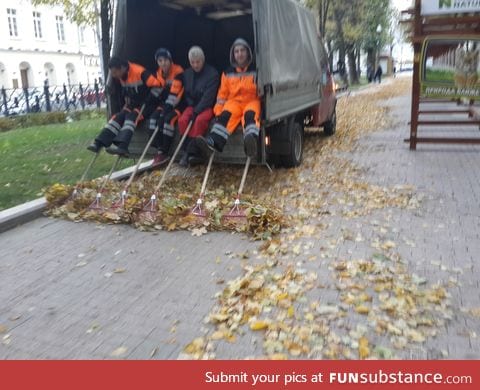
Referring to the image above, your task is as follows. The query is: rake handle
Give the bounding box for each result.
[79,152,99,183]
[199,152,215,197]
[98,155,122,194]
[236,156,251,198]
[154,120,193,192]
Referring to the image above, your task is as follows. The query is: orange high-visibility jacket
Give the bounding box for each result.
[120,62,162,107]
[214,63,258,116]
[156,63,184,108]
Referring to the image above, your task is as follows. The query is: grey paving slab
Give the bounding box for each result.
[1,79,479,359]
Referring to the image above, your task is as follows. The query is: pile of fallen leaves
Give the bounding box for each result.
[45,170,285,240]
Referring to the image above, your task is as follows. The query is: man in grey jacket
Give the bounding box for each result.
[177,46,220,166]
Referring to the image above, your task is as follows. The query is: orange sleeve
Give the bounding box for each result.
[213,72,229,116]
[165,73,184,107]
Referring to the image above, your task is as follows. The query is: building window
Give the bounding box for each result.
[7,8,18,37]
[56,15,65,42]
[79,26,85,44]
[33,11,42,39]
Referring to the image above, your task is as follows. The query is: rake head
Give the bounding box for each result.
[222,198,248,224]
[111,190,128,210]
[88,192,105,212]
[137,194,158,220]
[71,188,79,199]
[68,187,81,202]
[190,197,208,218]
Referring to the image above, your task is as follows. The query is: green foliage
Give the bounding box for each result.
[68,108,107,121]
[305,0,394,53]
[425,69,455,83]
[0,109,106,133]
[31,0,97,26]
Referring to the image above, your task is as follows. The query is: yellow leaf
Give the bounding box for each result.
[381,240,396,250]
[276,292,289,301]
[387,323,402,335]
[289,348,302,357]
[211,331,224,340]
[250,320,269,331]
[270,353,288,360]
[104,212,121,221]
[355,305,370,315]
[406,329,425,343]
[358,337,370,359]
[304,312,314,321]
[210,313,229,323]
[287,306,295,318]
[184,337,205,354]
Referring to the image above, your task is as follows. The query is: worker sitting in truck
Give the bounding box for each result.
[177,46,219,167]
[195,38,261,159]
[87,56,162,155]
[142,48,185,168]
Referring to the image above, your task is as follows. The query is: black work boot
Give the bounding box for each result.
[87,141,103,153]
[195,136,217,158]
[244,133,259,158]
[188,155,204,166]
[106,143,130,157]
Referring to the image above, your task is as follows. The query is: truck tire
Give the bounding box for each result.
[281,121,304,168]
[323,107,337,136]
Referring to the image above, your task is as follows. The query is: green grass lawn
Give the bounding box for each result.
[348,76,370,91]
[0,118,135,211]
[425,68,455,83]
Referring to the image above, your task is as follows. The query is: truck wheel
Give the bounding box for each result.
[324,108,337,136]
[281,121,304,168]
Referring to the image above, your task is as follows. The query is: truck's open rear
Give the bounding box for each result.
[110,0,330,166]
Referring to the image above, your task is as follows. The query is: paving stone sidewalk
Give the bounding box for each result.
[0,80,479,359]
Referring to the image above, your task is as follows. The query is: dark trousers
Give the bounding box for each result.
[95,107,142,148]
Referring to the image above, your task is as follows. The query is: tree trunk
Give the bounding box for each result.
[333,10,348,86]
[100,0,112,82]
[366,48,375,69]
[356,47,361,76]
[318,0,330,38]
[347,48,359,84]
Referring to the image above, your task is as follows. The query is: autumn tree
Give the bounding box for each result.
[305,0,394,85]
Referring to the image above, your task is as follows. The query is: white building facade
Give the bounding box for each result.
[0,0,102,90]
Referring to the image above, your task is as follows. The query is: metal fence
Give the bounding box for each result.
[0,81,106,117]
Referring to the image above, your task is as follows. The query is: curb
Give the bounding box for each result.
[0,159,154,234]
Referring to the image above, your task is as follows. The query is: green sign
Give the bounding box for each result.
[421,0,480,15]
[421,37,480,100]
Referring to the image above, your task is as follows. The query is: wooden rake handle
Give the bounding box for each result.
[154,120,194,192]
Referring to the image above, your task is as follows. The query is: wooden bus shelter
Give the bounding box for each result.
[401,0,480,150]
